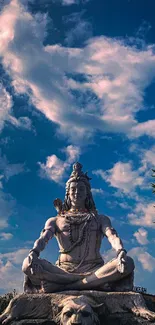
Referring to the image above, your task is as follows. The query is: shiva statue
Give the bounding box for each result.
[22,162,135,293]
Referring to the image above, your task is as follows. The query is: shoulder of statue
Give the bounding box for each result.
[98,214,112,227]
[55,213,68,223]
[45,216,57,228]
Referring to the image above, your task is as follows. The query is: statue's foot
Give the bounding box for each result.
[98,283,113,292]
[41,280,66,293]
[23,275,41,294]
[41,280,55,293]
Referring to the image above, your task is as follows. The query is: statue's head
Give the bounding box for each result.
[63,162,96,212]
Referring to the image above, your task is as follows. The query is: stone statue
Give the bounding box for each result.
[22,162,135,294]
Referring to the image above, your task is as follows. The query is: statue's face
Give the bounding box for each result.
[69,181,87,206]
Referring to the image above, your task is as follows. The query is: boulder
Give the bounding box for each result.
[0,291,155,325]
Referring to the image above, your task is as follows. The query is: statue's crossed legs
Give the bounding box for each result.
[22,256,134,293]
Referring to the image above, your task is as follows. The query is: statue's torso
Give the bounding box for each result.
[55,213,104,266]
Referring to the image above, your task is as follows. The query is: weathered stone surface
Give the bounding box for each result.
[9,315,155,325]
[10,319,155,325]
[11,321,55,325]
[0,291,155,325]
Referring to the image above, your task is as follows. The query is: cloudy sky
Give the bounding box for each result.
[0,0,155,295]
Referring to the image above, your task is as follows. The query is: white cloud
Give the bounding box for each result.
[0,84,13,133]
[139,145,155,173]
[0,149,25,180]
[130,120,155,138]
[93,162,143,193]
[1,1,155,141]
[62,145,80,164]
[118,202,131,210]
[0,83,32,134]
[0,248,29,264]
[0,190,15,230]
[91,188,104,195]
[0,248,29,293]
[10,116,32,131]
[0,149,26,231]
[0,232,13,240]
[129,247,155,272]
[137,146,155,190]
[64,14,92,46]
[127,144,155,191]
[128,202,155,228]
[133,228,149,245]
[128,247,155,293]
[101,135,113,140]
[0,150,24,230]
[39,154,68,184]
[102,248,116,263]
[0,261,23,293]
[0,175,3,189]
[62,0,79,4]
[39,145,80,184]
[61,0,90,4]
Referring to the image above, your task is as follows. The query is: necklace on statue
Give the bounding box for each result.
[59,212,96,253]
[59,211,97,272]
[68,221,87,245]
[69,208,88,213]
[64,212,95,225]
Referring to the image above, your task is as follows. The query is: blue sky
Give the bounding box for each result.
[0,0,155,295]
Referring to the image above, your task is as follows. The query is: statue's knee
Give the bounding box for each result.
[22,257,31,275]
[126,256,135,273]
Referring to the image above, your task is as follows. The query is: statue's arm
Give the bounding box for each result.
[100,215,125,254]
[29,217,56,258]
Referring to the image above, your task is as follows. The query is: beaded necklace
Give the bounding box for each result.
[59,211,97,272]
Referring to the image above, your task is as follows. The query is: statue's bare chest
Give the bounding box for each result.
[56,215,99,234]
[55,214,103,261]
[55,214,101,246]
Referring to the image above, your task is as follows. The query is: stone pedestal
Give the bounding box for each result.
[0,291,155,325]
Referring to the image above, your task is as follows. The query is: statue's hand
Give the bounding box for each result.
[117,250,127,274]
[28,253,43,275]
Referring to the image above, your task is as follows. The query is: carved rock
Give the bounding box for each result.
[0,291,155,325]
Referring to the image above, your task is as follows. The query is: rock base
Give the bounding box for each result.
[11,321,54,325]
[0,291,155,325]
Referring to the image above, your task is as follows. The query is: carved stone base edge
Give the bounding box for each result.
[11,321,55,325]
[1,291,155,325]
[10,316,155,325]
